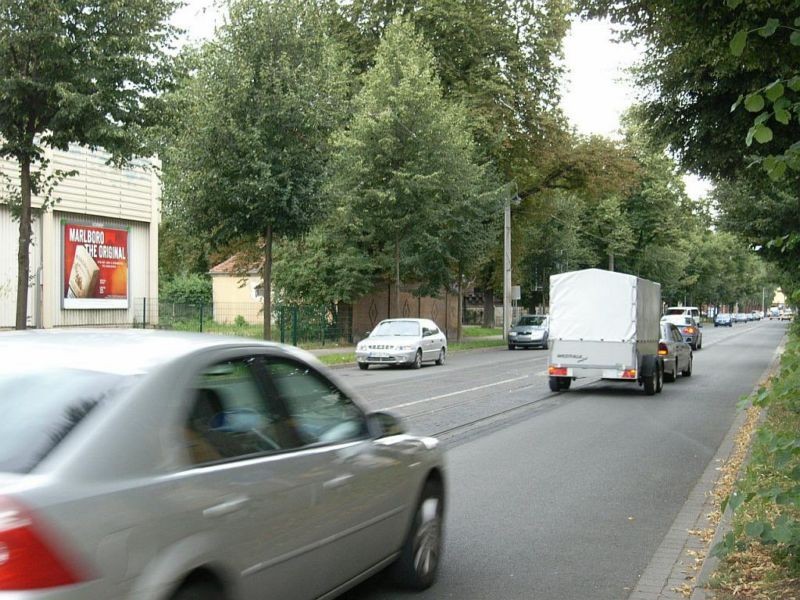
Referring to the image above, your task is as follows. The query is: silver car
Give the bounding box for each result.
[507,315,549,350]
[356,319,447,370]
[0,330,445,599]
[659,322,693,381]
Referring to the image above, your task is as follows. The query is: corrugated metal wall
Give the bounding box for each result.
[0,205,41,328]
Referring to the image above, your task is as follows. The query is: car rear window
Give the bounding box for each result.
[0,369,133,474]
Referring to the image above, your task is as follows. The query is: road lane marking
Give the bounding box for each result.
[386,375,529,410]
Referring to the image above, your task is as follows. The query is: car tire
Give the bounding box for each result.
[358,362,369,370]
[436,348,446,366]
[542,338,549,350]
[508,344,515,350]
[412,350,423,369]
[655,363,664,393]
[664,364,676,382]
[697,338,702,350]
[390,479,444,590]
[170,581,222,600]
[682,356,693,377]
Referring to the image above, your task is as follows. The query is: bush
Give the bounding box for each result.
[161,274,212,305]
[234,315,247,327]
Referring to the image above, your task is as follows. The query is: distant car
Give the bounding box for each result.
[356,318,447,369]
[733,313,747,323]
[714,313,733,327]
[508,314,550,350]
[659,322,693,381]
[661,314,703,350]
[0,330,446,600]
[781,309,794,321]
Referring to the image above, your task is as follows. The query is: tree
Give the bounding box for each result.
[163,0,349,339]
[0,0,178,329]
[328,18,491,317]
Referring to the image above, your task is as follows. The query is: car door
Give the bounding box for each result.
[175,353,349,600]
[671,326,689,371]
[260,356,412,594]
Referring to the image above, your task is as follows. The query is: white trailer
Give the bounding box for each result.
[547,269,664,395]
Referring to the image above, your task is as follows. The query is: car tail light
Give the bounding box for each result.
[0,496,86,590]
[621,369,637,379]
[682,326,696,335]
[658,342,669,356]
[549,366,568,376]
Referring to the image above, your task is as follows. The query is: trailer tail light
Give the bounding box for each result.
[549,366,568,376]
[658,342,669,356]
[682,326,696,335]
[0,496,86,590]
[621,369,637,379]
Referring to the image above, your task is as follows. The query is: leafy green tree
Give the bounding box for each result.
[329,18,491,317]
[160,273,212,305]
[0,0,178,329]
[163,0,349,339]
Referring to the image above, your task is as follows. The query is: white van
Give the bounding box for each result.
[665,306,700,320]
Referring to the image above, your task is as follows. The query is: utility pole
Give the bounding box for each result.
[503,196,512,340]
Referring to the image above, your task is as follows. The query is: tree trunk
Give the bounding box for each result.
[394,238,401,318]
[457,263,463,343]
[262,225,273,341]
[15,157,32,330]
[482,288,494,328]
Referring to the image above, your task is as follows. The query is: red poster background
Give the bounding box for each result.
[63,224,128,300]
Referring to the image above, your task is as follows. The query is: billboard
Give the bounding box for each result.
[63,223,129,309]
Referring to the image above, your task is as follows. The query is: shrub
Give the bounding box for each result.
[161,274,212,305]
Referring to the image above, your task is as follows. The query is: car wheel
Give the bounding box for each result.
[508,344,515,350]
[358,362,369,370]
[542,338,549,350]
[170,581,223,600]
[436,348,446,366]
[390,479,444,590]
[664,362,676,383]
[643,370,657,395]
[682,355,693,377]
[412,349,423,369]
[656,364,664,393]
[697,337,702,350]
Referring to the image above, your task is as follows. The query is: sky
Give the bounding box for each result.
[171,3,712,200]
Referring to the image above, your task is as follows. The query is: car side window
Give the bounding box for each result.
[672,327,683,343]
[264,358,368,446]
[184,357,303,465]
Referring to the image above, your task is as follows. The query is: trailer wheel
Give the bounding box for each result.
[548,376,560,392]
[559,377,571,390]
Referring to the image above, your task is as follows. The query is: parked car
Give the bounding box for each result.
[356,318,447,369]
[714,313,733,327]
[661,314,703,350]
[781,309,794,321]
[659,322,693,381]
[0,330,446,600]
[508,314,550,350]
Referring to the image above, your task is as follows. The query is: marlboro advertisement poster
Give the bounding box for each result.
[63,223,129,309]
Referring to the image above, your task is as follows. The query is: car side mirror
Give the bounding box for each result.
[367,411,406,438]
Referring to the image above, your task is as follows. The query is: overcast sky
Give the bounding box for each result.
[171,3,711,200]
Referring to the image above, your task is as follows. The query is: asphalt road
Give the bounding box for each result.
[338,320,788,600]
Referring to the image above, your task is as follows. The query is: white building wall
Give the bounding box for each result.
[0,144,160,329]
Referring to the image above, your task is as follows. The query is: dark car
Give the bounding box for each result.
[714,313,733,327]
[659,322,693,381]
[508,314,550,350]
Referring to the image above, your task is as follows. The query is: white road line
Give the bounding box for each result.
[386,375,529,410]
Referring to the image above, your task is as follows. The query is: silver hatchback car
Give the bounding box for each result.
[0,330,445,600]
[356,319,447,370]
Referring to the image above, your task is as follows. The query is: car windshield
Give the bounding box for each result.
[0,369,134,474]
[516,316,546,327]
[372,321,421,337]
[665,308,687,316]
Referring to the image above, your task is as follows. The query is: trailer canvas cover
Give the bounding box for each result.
[550,269,661,343]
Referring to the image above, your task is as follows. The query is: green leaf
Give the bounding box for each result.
[789,77,800,92]
[746,126,756,147]
[744,93,765,112]
[772,522,793,544]
[726,0,743,7]
[767,160,787,180]
[758,18,780,38]
[753,123,774,144]
[711,532,735,558]
[776,108,791,124]
[745,521,765,538]
[730,30,748,56]
[774,97,792,110]
[792,31,800,46]
[765,81,785,102]
[754,112,771,125]
[730,94,744,112]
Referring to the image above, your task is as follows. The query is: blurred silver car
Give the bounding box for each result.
[0,330,445,599]
[507,315,549,350]
[659,322,693,381]
[356,319,447,370]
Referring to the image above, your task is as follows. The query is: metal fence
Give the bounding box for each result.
[133,299,353,347]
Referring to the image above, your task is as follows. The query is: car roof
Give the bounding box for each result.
[0,329,286,376]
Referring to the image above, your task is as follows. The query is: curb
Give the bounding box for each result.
[627,335,786,600]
